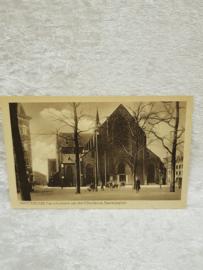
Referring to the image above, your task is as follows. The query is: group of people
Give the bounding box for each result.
[87,177,141,193]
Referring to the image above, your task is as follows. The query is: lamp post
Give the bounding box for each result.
[79,157,82,186]
[61,163,64,189]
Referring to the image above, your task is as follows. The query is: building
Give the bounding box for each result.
[48,104,164,187]
[163,155,183,185]
[14,104,33,192]
[48,159,57,179]
[33,171,47,185]
[48,133,91,187]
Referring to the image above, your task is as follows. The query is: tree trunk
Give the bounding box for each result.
[73,103,80,194]
[9,103,31,201]
[170,102,179,192]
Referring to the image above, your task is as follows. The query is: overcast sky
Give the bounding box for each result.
[22,102,186,178]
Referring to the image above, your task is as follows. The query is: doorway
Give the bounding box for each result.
[118,162,125,174]
[119,175,126,182]
[86,164,94,185]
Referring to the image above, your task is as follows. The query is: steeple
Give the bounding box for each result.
[95,107,100,128]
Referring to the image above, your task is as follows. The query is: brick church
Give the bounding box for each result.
[48,104,164,187]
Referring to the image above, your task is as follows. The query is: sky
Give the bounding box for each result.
[22,101,186,179]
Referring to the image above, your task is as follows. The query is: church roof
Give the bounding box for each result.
[98,104,134,130]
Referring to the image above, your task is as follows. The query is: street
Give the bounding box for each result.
[26,184,181,201]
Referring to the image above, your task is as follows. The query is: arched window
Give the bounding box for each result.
[118,162,125,174]
[86,164,93,175]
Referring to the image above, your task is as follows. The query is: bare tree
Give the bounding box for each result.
[114,102,160,187]
[10,103,31,200]
[149,101,185,192]
[36,103,95,194]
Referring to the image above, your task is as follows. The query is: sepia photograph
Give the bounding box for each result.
[1,96,193,208]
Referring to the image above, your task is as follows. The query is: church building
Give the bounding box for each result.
[48,104,164,187]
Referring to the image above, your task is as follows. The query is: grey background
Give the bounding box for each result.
[0,1,203,269]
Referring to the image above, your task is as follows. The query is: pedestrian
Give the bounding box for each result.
[111,181,115,191]
[90,182,95,191]
[159,176,163,189]
[135,177,140,193]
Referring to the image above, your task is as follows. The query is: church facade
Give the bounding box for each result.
[48,104,164,187]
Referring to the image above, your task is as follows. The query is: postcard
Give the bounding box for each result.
[0,96,193,209]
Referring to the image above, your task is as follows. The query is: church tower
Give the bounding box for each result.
[95,107,100,129]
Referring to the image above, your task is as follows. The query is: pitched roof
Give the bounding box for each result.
[98,104,134,130]
[17,103,31,119]
[58,132,92,147]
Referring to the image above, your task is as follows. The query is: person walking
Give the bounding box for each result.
[159,176,163,189]
[135,177,140,193]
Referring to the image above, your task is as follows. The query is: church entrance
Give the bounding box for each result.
[118,162,126,183]
[147,164,155,184]
[86,164,94,185]
[119,175,126,182]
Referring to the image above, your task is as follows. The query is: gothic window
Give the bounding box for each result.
[86,164,93,175]
[86,164,94,185]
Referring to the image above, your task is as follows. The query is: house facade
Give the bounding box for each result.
[15,104,33,192]
[163,155,183,185]
[48,104,164,187]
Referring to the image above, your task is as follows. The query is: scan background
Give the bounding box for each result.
[0,1,202,269]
